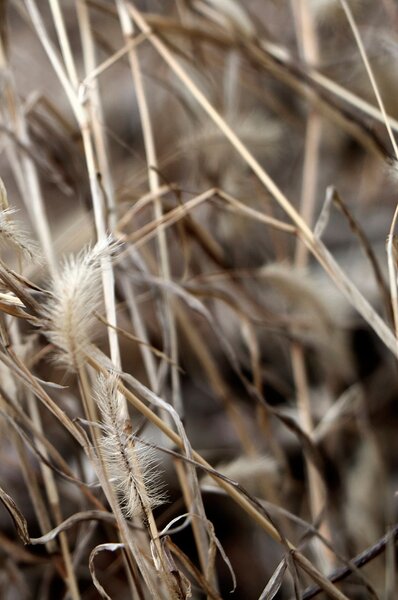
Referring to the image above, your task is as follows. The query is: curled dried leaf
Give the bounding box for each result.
[0,485,30,545]
[89,542,124,600]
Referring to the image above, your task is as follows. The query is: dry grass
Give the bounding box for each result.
[0,1,397,598]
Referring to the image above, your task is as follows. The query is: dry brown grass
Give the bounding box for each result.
[0,1,397,598]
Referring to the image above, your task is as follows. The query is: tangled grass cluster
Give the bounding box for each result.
[0,1,398,599]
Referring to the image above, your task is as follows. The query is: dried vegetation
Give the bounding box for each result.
[0,0,398,598]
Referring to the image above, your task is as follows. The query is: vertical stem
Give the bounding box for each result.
[0,35,57,277]
[77,364,152,599]
[291,0,334,571]
[115,0,182,415]
[116,2,219,590]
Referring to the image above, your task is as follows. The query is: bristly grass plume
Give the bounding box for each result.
[0,207,41,262]
[95,373,165,519]
[42,237,118,370]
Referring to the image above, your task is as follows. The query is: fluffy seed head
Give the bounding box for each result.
[95,374,165,519]
[0,207,41,261]
[43,237,117,370]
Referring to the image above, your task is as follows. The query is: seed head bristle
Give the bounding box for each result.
[43,237,118,369]
[0,207,41,262]
[95,374,165,518]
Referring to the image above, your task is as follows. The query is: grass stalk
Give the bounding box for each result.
[291,0,334,572]
[87,352,349,600]
[115,0,182,416]
[116,1,216,587]
[127,3,398,361]
[338,0,398,349]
